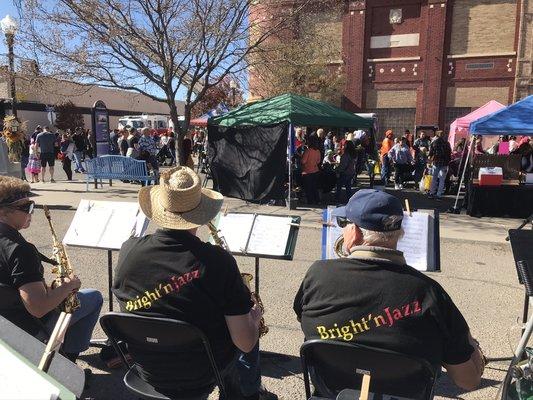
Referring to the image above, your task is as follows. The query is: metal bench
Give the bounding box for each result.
[85,155,158,191]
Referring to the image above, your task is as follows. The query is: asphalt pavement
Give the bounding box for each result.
[23,164,527,400]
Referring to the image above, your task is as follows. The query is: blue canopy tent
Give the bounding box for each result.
[452,95,533,213]
[470,95,533,135]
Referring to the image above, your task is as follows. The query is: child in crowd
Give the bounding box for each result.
[27,139,41,183]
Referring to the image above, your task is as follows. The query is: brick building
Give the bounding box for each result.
[249,0,533,135]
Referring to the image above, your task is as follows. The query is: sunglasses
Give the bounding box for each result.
[336,216,351,228]
[8,201,35,214]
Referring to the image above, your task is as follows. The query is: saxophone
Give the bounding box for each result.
[207,222,269,337]
[43,206,80,314]
[334,235,349,258]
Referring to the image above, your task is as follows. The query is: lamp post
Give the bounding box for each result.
[229,79,238,108]
[1,15,19,118]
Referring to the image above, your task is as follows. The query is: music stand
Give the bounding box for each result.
[509,229,533,336]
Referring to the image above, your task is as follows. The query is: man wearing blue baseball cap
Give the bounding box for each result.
[294,189,484,396]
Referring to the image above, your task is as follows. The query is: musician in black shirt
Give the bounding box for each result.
[113,166,276,400]
[294,189,485,393]
[0,176,102,361]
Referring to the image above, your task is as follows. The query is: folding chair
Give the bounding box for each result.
[100,312,227,400]
[300,340,437,400]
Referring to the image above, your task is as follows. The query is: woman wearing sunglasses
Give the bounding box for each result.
[0,176,103,362]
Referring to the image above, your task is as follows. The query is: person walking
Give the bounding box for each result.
[26,140,41,183]
[60,133,75,181]
[335,140,358,203]
[138,127,160,174]
[388,136,413,190]
[72,128,86,173]
[126,128,140,158]
[428,130,452,199]
[413,131,431,183]
[109,128,120,155]
[20,133,30,182]
[300,135,321,205]
[35,126,58,183]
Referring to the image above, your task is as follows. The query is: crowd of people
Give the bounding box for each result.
[16,124,209,185]
[294,127,458,204]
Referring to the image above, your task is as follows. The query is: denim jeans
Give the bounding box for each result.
[223,343,261,398]
[430,165,449,197]
[72,151,85,172]
[43,289,103,354]
[381,155,390,186]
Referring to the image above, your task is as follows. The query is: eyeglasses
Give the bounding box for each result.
[7,201,35,214]
[336,216,351,228]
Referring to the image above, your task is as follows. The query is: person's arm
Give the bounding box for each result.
[225,305,262,353]
[18,275,81,318]
[443,333,484,391]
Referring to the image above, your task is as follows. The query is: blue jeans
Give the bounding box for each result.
[43,289,103,354]
[430,165,448,197]
[381,155,390,186]
[72,151,85,172]
[223,343,261,398]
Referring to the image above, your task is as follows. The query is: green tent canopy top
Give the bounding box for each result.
[208,93,372,129]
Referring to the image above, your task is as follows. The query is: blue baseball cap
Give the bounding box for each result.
[331,189,404,232]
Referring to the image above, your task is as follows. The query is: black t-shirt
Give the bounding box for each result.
[0,223,46,335]
[293,249,474,368]
[73,133,85,152]
[113,229,253,391]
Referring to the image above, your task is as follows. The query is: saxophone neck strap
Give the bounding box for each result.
[38,251,59,266]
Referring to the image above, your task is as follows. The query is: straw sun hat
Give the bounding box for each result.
[138,166,223,230]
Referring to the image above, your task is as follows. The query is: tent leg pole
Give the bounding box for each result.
[453,136,474,212]
[288,124,292,211]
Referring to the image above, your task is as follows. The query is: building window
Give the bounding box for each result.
[465,62,495,70]
[365,108,416,138]
[444,107,472,133]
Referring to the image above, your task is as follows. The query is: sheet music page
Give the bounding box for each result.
[326,206,344,259]
[0,343,60,400]
[64,200,147,250]
[397,212,429,271]
[98,205,140,249]
[246,215,292,256]
[63,200,112,247]
[217,213,256,253]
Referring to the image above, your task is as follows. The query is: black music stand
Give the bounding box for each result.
[509,229,533,336]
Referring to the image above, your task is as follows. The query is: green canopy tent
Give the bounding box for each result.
[209,93,372,128]
[208,93,372,207]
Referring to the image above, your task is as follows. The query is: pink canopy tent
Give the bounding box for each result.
[448,100,505,149]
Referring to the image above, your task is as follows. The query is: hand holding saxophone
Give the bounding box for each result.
[57,274,81,293]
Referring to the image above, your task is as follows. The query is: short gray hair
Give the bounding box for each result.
[359,227,403,247]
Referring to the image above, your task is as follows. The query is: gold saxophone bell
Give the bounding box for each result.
[334,235,350,258]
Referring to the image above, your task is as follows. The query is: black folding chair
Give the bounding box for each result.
[300,340,437,400]
[100,312,227,400]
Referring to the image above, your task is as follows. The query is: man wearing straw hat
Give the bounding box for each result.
[113,166,277,400]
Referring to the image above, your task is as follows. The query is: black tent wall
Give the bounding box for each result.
[208,122,288,201]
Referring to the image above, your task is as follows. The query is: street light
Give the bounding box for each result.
[229,79,238,107]
[1,15,19,117]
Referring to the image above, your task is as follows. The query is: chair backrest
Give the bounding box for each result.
[100,312,225,396]
[300,340,436,400]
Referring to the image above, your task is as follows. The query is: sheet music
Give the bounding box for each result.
[0,343,60,400]
[246,215,292,256]
[63,200,149,250]
[217,213,256,253]
[397,212,430,271]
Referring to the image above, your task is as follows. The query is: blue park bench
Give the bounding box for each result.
[85,155,158,191]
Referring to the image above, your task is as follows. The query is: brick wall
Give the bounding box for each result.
[450,0,517,55]
[366,89,417,108]
[446,86,510,107]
